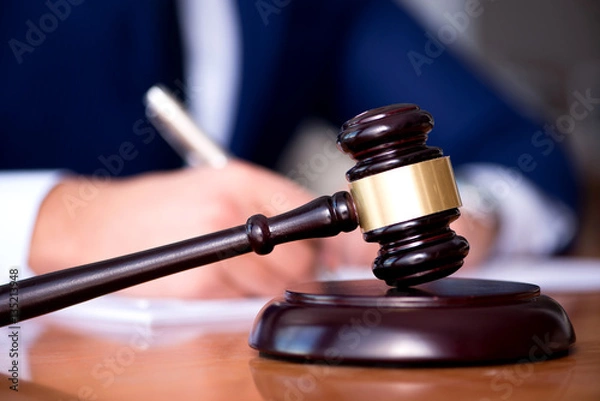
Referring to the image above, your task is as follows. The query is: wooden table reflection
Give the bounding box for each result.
[1,292,599,401]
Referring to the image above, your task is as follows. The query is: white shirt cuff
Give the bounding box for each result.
[0,170,65,282]
[456,163,576,257]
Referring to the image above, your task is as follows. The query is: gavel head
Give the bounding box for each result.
[337,104,469,287]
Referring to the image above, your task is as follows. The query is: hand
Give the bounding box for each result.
[29,160,319,299]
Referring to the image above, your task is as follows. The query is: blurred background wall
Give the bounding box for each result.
[397,0,600,257]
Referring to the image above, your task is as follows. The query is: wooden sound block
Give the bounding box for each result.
[248,278,575,365]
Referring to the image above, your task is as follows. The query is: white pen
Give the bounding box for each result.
[144,85,229,168]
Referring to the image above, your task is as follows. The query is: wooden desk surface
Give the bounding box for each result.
[2,291,599,401]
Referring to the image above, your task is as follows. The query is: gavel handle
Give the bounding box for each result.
[0,192,357,326]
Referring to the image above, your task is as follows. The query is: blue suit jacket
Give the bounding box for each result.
[0,0,579,212]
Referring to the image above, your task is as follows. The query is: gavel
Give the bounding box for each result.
[0,104,468,326]
[0,104,574,366]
